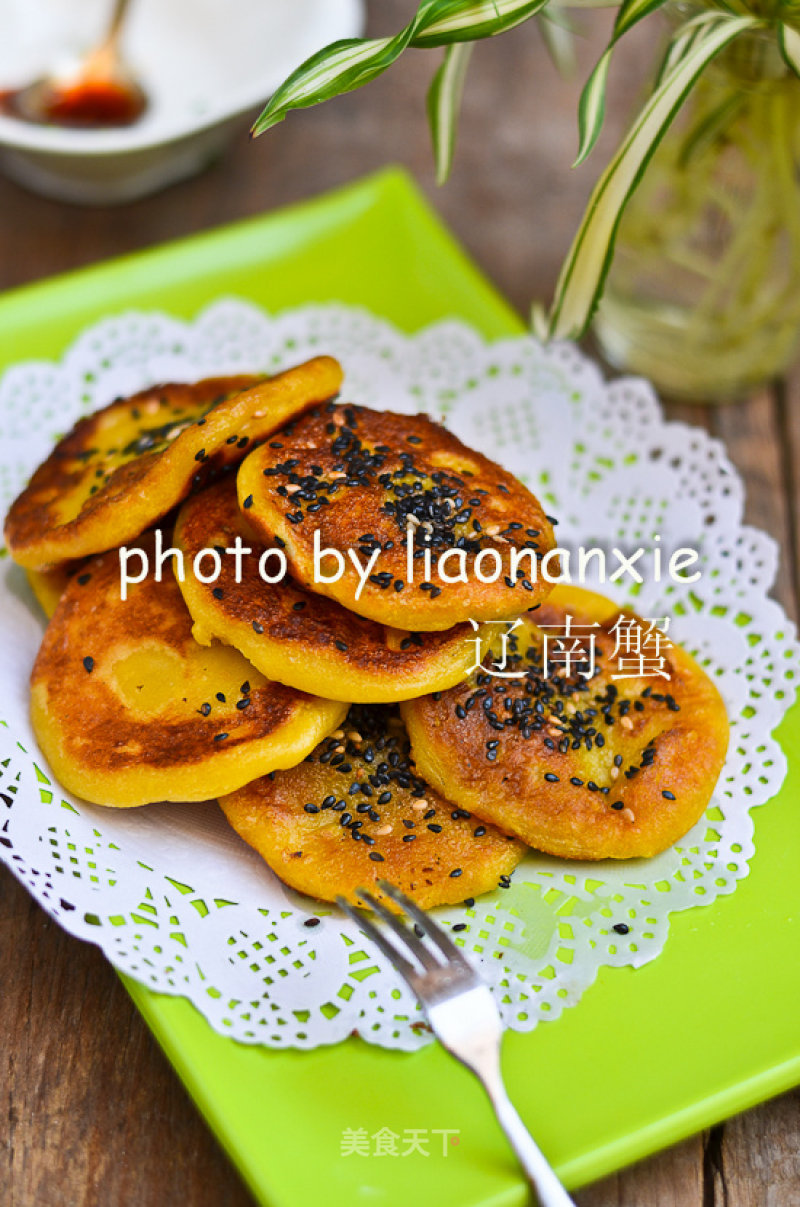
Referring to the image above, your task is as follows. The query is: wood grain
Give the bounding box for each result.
[0,1,797,1203]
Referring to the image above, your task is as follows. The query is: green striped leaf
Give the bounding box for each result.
[538,11,578,78]
[546,13,758,340]
[778,22,800,77]
[677,91,742,166]
[574,0,669,165]
[253,0,547,134]
[654,11,714,86]
[574,48,613,165]
[613,0,667,39]
[417,0,546,45]
[428,43,475,184]
[252,32,416,134]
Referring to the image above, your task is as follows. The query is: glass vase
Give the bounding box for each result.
[593,18,800,403]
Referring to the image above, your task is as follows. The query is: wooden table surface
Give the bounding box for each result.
[1,4,798,1204]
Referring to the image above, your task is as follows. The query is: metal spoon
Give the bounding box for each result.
[4,0,146,128]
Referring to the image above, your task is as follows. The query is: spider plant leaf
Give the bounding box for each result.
[428,42,475,183]
[417,0,550,46]
[252,33,414,133]
[612,0,669,39]
[574,0,670,165]
[530,301,550,340]
[574,48,613,165]
[778,22,800,78]
[677,91,742,166]
[538,10,578,79]
[253,0,547,133]
[547,13,758,340]
[654,11,715,86]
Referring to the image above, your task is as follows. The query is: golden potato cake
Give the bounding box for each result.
[26,561,87,618]
[402,585,729,860]
[237,402,557,631]
[174,477,488,702]
[219,705,525,908]
[30,531,346,807]
[6,356,342,569]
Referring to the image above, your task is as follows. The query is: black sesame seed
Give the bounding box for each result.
[427,823,443,833]
[243,494,254,509]
[452,923,467,932]
[253,621,264,633]
[369,852,385,862]
[304,803,320,814]
[544,773,559,783]
[212,587,224,600]
[449,868,463,878]
[662,790,676,800]
[213,733,229,741]
[611,801,624,810]
[77,573,91,586]
[612,923,630,935]
[83,656,94,673]
[304,917,321,927]
[216,692,226,702]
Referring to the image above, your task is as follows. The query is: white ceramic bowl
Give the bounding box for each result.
[0,0,364,204]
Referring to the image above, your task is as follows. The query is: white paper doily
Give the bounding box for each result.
[1,299,797,1051]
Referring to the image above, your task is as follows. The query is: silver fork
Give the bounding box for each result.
[337,881,576,1207]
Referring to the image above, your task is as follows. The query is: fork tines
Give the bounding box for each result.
[336,880,470,978]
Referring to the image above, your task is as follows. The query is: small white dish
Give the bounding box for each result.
[0,0,364,204]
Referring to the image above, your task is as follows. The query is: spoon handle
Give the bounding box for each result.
[105,0,135,49]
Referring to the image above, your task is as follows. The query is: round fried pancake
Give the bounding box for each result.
[26,561,87,618]
[402,586,729,860]
[174,478,489,702]
[219,705,525,908]
[237,402,558,631]
[30,532,346,807]
[6,356,342,569]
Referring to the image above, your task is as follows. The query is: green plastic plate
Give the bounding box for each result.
[2,168,798,1206]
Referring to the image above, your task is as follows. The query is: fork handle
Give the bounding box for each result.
[472,1058,577,1207]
